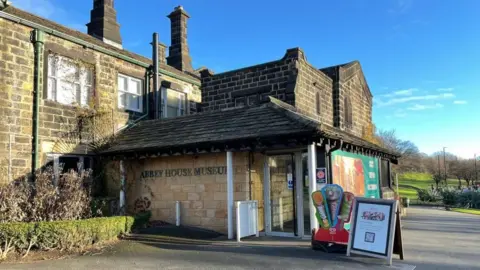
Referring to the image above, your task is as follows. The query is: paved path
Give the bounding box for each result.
[2,237,407,270]
[401,206,480,270]
[2,206,479,270]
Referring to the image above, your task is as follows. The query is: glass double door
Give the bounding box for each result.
[267,154,297,236]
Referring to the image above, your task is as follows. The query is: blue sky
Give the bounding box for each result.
[11,0,480,158]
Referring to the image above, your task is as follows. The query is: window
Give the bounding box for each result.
[47,54,93,107]
[316,92,321,115]
[344,96,353,128]
[46,154,93,185]
[118,74,143,112]
[161,88,186,118]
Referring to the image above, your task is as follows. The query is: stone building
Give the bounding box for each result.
[0,1,399,238]
[0,1,201,184]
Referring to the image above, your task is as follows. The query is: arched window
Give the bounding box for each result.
[316,92,321,115]
[344,96,353,128]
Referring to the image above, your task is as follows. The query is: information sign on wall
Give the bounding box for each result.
[316,168,327,184]
[287,173,293,190]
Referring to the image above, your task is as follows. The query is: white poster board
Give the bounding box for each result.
[347,197,398,265]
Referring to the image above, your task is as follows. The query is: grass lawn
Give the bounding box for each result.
[451,208,480,216]
[395,172,459,201]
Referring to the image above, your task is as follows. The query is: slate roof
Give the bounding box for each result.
[102,97,399,159]
[1,6,200,83]
[103,99,318,154]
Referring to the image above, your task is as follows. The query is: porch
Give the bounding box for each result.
[101,97,399,238]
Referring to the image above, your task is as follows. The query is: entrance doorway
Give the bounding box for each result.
[265,154,297,237]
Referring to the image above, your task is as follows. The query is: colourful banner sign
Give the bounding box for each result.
[311,184,355,245]
[331,150,380,198]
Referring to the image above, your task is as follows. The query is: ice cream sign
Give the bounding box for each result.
[311,184,354,229]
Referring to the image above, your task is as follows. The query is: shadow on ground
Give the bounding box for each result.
[124,225,403,269]
[134,225,224,240]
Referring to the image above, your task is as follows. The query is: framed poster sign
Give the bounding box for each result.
[316,168,327,184]
[346,197,398,265]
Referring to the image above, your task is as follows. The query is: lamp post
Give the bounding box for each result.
[437,155,441,177]
[443,147,448,184]
[475,153,478,185]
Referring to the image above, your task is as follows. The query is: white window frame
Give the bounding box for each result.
[47,54,93,107]
[161,87,187,118]
[118,74,144,112]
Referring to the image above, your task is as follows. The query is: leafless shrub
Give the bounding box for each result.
[0,167,93,223]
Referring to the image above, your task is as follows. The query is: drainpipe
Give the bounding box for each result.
[30,29,44,181]
[152,33,160,119]
[248,152,253,200]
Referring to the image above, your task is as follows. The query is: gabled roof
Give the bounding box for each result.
[102,97,399,160]
[319,60,373,99]
[0,6,200,83]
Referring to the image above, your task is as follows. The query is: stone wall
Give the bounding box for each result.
[295,57,334,126]
[337,62,373,137]
[125,153,250,233]
[0,19,36,183]
[200,48,373,140]
[0,16,200,183]
[200,49,301,112]
[250,153,265,232]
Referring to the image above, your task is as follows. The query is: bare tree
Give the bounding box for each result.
[377,129,423,173]
[450,159,465,189]
[424,156,443,189]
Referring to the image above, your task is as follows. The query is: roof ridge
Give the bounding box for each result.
[1,6,201,83]
[2,6,151,62]
[267,96,321,130]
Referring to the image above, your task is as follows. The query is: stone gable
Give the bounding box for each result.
[200,49,301,112]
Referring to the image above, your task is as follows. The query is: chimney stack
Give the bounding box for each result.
[86,0,122,49]
[158,43,167,65]
[167,6,193,72]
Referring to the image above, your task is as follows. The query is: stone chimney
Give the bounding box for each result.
[86,0,122,49]
[167,6,193,72]
[158,42,167,65]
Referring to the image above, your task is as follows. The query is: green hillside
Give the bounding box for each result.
[395,172,459,201]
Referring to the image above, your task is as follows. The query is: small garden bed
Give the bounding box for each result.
[408,186,480,213]
[0,169,150,261]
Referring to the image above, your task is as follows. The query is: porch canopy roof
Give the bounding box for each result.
[102,97,399,162]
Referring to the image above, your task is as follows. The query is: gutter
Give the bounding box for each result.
[30,29,44,180]
[0,10,201,86]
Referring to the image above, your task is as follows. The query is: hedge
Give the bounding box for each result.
[0,216,135,259]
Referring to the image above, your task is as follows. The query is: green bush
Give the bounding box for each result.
[439,188,459,207]
[125,216,135,232]
[0,222,36,258]
[417,189,440,202]
[133,211,152,229]
[457,191,480,209]
[0,216,135,259]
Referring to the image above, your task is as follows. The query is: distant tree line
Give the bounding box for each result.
[372,129,478,189]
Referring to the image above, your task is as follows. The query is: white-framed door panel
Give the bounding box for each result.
[264,153,304,238]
